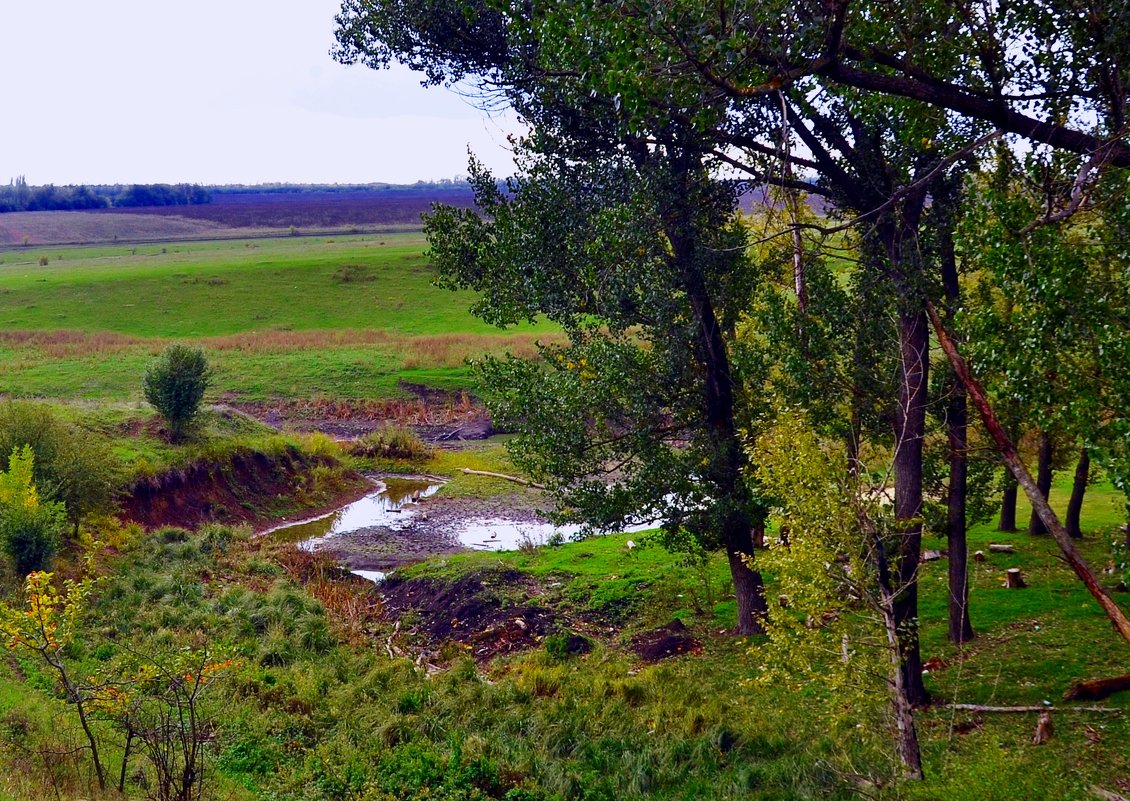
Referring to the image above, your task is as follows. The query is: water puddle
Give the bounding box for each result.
[351,569,387,583]
[267,478,441,583]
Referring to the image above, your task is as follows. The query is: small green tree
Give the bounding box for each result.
[143,345,212,441]
[0,446,67,575]
[0,401,119,536]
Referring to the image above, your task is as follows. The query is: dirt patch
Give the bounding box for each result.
[381,569,560,660]
[631,619,700,662]
[122,446,359,530]
[230,386,495,442]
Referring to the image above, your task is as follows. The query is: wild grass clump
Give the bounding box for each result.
[348,426,435,462]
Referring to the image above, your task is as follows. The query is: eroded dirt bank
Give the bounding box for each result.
[122,445,361,530]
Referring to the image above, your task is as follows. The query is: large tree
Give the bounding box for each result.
[337,2,774,632]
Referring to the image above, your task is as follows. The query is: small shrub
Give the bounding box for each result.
[348,427,434,462]
[155,526,191,544]
[0,503,65,576]
[143,344,213,441]
[0,401,119,534]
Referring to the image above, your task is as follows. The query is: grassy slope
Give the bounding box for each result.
[0,455,1125,799]
[0,234,553,401]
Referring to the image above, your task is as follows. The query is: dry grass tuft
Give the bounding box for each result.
[274,546,384,644]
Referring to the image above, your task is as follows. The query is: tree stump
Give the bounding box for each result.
[973,550,986,562]
[1004,568,1026,589]
[1033,711,1053,744]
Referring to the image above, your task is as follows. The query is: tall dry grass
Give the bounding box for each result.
[273,546,384,644]
[1,327,565,371]
[0,329,141,359]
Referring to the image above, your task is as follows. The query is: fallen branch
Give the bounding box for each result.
[1064,674,1130,701]
[946,704,1121,714]
[457,468,545,489]
[385,620,401,660]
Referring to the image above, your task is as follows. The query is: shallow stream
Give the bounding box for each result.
[267,476,656,583]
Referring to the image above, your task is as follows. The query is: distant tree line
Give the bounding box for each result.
[207,179,473,196]
[0,176,212,213]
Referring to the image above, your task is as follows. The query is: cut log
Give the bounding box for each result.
[1064,674,1130,701]
[1004,568,1026,589]
[1032,711,1054,744]
[922,550,943,562]
[989,544,1016,554]
[973,550,986,562]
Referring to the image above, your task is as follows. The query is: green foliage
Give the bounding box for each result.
[0,446,66,575]
[0,401,119,532]
[752,415,888,700]
[427,149,768,579]
[144,344,213,440]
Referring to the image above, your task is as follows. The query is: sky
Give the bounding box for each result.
[0,0,521,186]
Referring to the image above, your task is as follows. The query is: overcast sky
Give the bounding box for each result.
[0,0,521,186]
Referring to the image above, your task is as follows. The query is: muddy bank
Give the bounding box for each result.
[382,569,559,660]
[123,446,363,530]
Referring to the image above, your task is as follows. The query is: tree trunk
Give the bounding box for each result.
[665,154,767,633]
[892,304,929,704]
[1029,431,1054,535]
[947,381,974,642]
[927,302,1130,642]
[874,529,924,778]
[938,191,973,644]
[999,474,1019,531]
[1066,448,1090,539]
[726,526,768,634]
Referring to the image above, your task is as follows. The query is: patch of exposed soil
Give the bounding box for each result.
[229,383,494,442]
[381,569,560,659]
[631,619,701,662]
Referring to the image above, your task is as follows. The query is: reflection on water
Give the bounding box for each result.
[267,478,442,546]
[452,517,656,552]
[351,569,387,583]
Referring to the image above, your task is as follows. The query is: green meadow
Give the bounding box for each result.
[0,234,554,401]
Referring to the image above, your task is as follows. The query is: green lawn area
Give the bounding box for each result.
[0,233,555,402]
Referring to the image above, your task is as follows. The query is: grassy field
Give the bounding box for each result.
[0,233,555,402]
